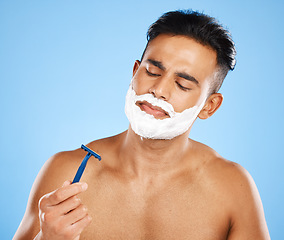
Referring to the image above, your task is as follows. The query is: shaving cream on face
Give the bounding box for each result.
[125,85,207,140]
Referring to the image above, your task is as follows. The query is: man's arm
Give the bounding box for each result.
[13,151,91,240]
[227,164,270,240]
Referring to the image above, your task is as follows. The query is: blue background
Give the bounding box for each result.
[1,0,283,239]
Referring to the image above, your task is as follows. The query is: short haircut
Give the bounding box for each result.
[141,10,237,95]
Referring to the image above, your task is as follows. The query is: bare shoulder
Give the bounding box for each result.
[190,139,256,188]
[13,134,121,240]
[190,139,270,239]
[192,140,262,202]
[33,133,122,198]
[13,148,84,239]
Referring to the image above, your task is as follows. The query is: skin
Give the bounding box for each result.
[13,34,270,240]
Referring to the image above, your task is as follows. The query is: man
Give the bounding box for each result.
[14,10,270,239]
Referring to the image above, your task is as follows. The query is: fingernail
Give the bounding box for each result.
[81,182,88,191]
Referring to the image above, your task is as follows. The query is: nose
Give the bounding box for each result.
[149,76,171,100]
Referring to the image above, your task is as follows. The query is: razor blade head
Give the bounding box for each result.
[81,144,101,161]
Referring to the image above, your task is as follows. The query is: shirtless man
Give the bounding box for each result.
[14,10,270,240]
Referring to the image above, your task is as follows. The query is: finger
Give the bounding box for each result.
[64,204,88,226]
[68,214,92,237]
[46,182,88,206]
[56,196,82,215]
[62,180,71,187]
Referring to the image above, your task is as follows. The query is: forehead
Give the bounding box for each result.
[142,34,218,83]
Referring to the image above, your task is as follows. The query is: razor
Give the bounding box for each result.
[72,144,102,183]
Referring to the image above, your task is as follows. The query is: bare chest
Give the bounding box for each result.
[79,175,230,240]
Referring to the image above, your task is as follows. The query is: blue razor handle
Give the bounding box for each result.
[72,144,101,183]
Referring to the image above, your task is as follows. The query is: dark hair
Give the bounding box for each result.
[141,10,236,95]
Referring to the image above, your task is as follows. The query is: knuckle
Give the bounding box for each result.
[39,211,45,222]
[53,190,63,202]
[83,206,88,214]
[71,196,81,206]
[78,204,88,215]
[79,215,92,230]
[38,195,47,210]
[87,214,92,222]
[42,211,53,223]
[75,184,82,193]
[83,214,92,225]
[71,204,88,219]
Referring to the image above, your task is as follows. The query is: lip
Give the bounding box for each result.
[137,101,170,119]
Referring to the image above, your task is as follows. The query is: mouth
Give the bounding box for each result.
[136,101,170,119]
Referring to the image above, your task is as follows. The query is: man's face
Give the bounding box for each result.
[131,34,218,117]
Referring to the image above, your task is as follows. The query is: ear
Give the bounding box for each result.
[132,60,141,77]
[198,93,223,119]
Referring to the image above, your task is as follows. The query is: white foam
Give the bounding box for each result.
[125,85,207,140]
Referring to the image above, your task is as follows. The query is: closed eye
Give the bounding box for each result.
[146,69,161,77]
[176,81,191,91]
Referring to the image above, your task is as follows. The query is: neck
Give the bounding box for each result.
[118,127,192,180]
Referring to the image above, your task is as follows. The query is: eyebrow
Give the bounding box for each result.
[146,58,199,85]
[146,59,166,71]
[176,72,199,85]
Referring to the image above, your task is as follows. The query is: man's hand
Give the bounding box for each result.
[36,180,92,240]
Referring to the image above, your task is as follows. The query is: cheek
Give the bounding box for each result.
[170,95,190,112]
[170,91,201,113]
[131,72,152,95]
